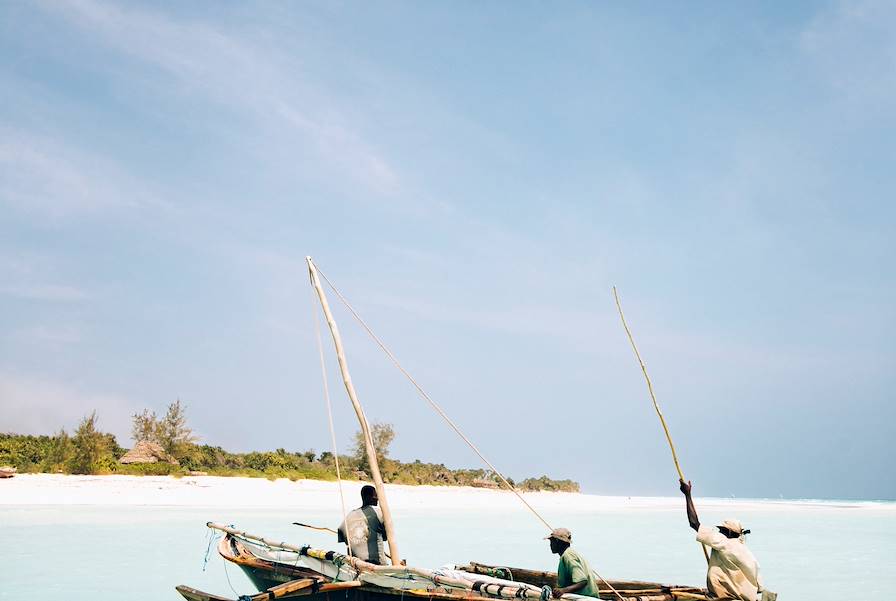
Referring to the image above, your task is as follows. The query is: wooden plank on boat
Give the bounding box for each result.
[266,578,316,598]
[175,580,361,601]
[669,593,708,601]
[402,589,484,600]
[175,585,233,601]
[463,562,706,599]
[403,587,679,601]
[316,582,364,594]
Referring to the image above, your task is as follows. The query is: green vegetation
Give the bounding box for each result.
[132,400,198,457]
[0,413,126,474]
[351,422,395,474]
[67,411,120,474]
[0,406,579,493]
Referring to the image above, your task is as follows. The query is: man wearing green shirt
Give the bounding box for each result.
[545,528,599,598]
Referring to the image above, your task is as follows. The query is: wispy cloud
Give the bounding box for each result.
[368,291,609,341]
[0,284,90,302]
[276,102,399,193]
[0,128,164,219]
[13,324,84,346]
[36,0,401,193]
[0,253,91,303]
[800,0,896,111]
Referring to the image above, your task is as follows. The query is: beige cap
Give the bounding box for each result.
[718,519,744,535]
[544,528,572,543]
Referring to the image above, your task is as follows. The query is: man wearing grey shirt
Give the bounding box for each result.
[338,485,387,564]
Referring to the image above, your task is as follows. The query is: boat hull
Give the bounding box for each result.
[177,584,404,601]
[220,538,412,600]
[212,534,707,601]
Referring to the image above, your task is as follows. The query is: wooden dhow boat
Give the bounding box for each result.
[176,258,708,601]
[177,523,708,601]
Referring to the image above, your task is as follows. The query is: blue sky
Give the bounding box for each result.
[1,1,893,499]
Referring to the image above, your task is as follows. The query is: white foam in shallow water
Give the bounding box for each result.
[1,475,894,601]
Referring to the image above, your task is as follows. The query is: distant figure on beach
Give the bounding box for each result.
[679,479,771,601]
[337,484,387,564]
[545,528,600,598]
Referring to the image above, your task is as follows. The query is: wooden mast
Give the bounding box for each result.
[306,256,401,566]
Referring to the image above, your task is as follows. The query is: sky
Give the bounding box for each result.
[1,1,894,500]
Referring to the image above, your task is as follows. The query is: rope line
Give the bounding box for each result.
[314,265,551,531]
[222,553,240,596]
[311,286,353,559]
[590,569,626,601]
[202,529,220,572]
[309,262,626,601]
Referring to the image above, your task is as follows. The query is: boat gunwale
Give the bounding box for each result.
[215,534,708,601]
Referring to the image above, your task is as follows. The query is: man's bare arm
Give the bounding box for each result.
[680,479,700,532]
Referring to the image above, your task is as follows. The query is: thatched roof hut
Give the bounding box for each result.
[119,440,179,465]
[471,478,500,489]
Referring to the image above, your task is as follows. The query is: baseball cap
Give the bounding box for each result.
[717,519,745,535]
[544,528,572,543]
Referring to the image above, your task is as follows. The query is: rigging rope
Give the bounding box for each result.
[222,553,241,597]
[202,529,220,572]
[314,265,551,531]
[314,265,629,601]
[311,286,353,558]
[309,262,627,601]
[590,569,626,601]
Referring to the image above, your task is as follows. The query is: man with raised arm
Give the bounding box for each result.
[545,528,599,598]
[679,479,771,601]
[338,485,387,564]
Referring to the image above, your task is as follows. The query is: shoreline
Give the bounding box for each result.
[2,474,892,511]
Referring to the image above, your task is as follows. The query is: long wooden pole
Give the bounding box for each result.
[306,256,401,566]
[612,286,710,564]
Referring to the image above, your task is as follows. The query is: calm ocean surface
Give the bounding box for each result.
[1,501,894,600]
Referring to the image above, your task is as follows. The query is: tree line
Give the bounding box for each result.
[0,403,579,492]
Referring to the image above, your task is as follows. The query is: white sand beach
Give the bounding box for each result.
[2,474,890,511]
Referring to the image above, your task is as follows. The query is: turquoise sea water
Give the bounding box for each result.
[1,501,894,600]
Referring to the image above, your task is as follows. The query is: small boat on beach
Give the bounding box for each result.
[176,258,707,601]
[0,466,17,478]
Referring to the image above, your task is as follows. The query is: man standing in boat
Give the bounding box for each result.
[338,484,388,564]
[679,479,771,601]
[546,528,600,598]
